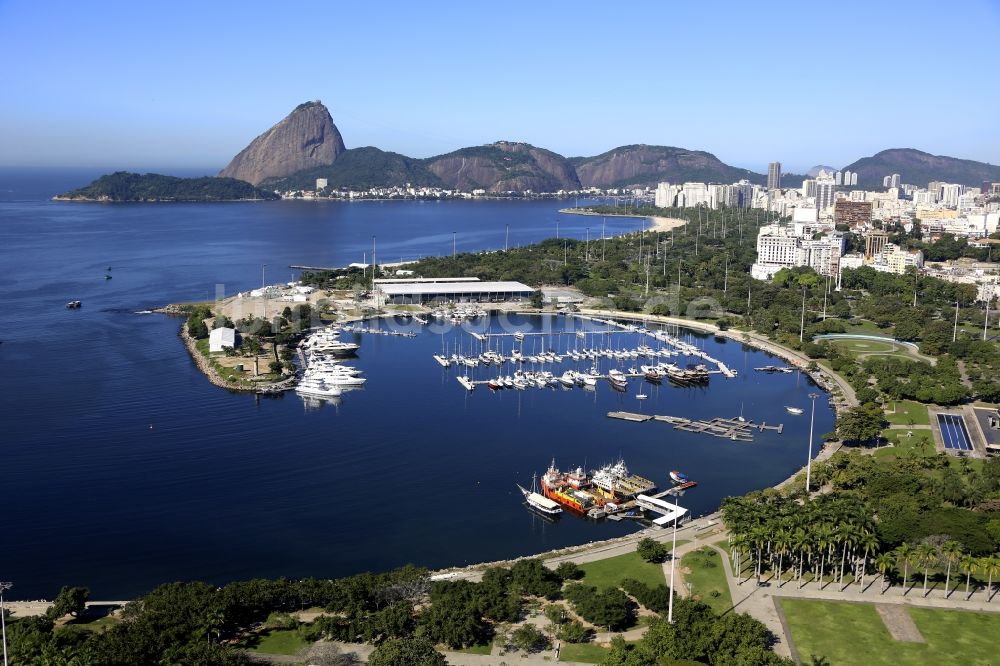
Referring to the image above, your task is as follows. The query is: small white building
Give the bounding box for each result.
[209,327,237,353]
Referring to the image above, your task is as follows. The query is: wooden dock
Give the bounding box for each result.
[607,411,654,422]
[609,412,783,442]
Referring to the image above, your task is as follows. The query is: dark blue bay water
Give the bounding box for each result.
[0,169,834,599]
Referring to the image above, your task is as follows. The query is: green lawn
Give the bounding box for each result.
[876,429,936,459]
[559,642,611,663]
[884,400,931,426]
[578,546,683,591]
[781,599,1000,666]
[845,319,895,337]
[680,546,732,614]
[246,628,309,655]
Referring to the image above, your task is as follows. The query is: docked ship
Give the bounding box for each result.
[518,474,562,516]
[590,460,657,500]
[541,460,599,514]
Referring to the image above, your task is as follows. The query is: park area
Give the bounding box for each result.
[780,599,1000,665]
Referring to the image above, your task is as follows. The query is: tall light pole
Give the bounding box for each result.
[505,224,509,252]
[261,264,267,289]
[586,227,590,261]
[1,581,11,666]
[452,231,456,260]
[953,300,960,342]
[805,392,819,495]
[667,496,682,623]
[556,219,560,239]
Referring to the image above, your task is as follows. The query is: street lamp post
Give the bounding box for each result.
[1,581,12,666]
[667,495,682,623]
[261,264,267,289]
[805,392,819,495]
[452,231,456,260]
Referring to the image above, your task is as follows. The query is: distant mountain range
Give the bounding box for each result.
[57,102,1000,201]
[842,149,1000,189]
[229,102,999,192]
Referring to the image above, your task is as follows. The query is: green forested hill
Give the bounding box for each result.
[55,172,279,201]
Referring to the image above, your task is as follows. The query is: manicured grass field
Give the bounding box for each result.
[828,338,911,359]
[876,428,936,459]
[559,641,611,663]
[247,628,309,655]
[680,546,732,614]
[578,547,681,591]
[781,599,1000,665]
[884,400,931,425]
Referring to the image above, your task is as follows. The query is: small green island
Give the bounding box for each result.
[53,171,280,202]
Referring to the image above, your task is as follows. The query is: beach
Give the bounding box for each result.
[558,207,688,233]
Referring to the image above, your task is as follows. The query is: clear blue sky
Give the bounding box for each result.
[2,0,998,173]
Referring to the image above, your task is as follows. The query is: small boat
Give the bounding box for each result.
[669,470,689,485]
[514,331,525,342]
[104,274,112,280]
[785,406,804,415]
[487,378,503,390]
[636,393,648,400]
[66,300,82,309]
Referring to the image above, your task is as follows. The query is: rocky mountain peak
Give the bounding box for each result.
[218,102,346,186]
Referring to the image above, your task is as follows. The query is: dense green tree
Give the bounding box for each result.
[47,585,90,619]
[637,537,669,563]
[367,637,447,666]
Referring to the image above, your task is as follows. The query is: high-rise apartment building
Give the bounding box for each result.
[767,162,781,190]
[815,170,836,211]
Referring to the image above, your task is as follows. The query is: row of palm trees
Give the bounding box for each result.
[721,494,1000,602]
[881,541,1000,601]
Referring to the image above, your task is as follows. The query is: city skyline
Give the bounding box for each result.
[1,0,999,172]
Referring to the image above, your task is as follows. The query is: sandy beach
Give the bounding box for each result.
[558,208,688,234]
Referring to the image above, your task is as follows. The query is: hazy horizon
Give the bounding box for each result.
[2,0,998,174]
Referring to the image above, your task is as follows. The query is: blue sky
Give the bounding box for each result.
[1,0,998,173]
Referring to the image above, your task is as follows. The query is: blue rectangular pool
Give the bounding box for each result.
[938,413,972,450]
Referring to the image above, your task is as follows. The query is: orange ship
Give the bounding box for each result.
[540,460,598,513]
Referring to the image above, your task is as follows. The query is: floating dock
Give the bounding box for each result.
[609,413,783,442]
[607,411,654,422]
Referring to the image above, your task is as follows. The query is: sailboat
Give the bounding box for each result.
[518,473,562,516]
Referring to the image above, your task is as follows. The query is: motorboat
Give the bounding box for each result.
[669,470,689,485]
[785,406,804,415]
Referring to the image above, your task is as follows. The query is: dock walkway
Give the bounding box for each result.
[608,412,783,442]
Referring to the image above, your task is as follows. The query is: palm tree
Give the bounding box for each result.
[855,532,879,591]
[836,523,858,588]
[750,526,768,586]
[815,524,835,588]
[874,552,895,594]
[793,530,811,589]
[895,543,915,595]
[774,528,792,587]
[730,534,748,582]
[916,543,937,597]
[981,555,1000,602]
[960,555,979,600]
[941,541,963,599]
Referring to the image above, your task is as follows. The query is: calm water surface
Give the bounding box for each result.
[0,169,834,599]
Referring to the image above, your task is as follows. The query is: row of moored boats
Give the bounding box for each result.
[295,327,365,399]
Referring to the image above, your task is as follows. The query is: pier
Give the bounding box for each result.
[607,412,784,442]
[607,411,653,422]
